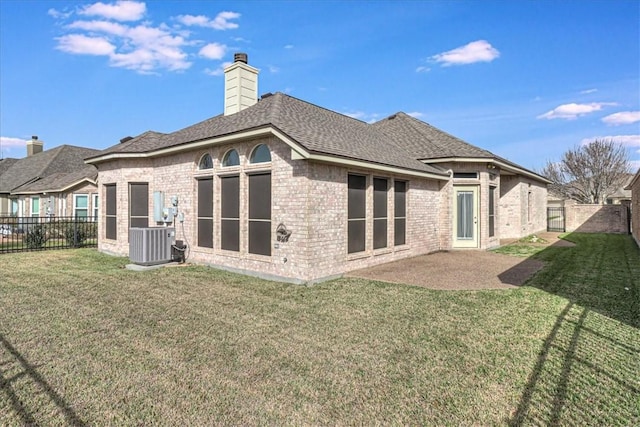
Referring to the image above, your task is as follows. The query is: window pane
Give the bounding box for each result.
[106,185,117,215]
[222,149,240,167]
[394,181,406,217]
[75,195,88,208]
[348,175,366,219]
[221,219,239,251]
[221,176,239,218]
[250,144,271,163]
[457,191,473,239]
[249,221,270,255]
[373,219,387,249]
[249,173,271,220]
[198,219,213,248]
[199,153,213,169]
[394,219,406,246]
[373,178,387,219]
[197,178,213,217]
[348,220,366,253]
[129,183,149,217]
[76,209,88,218]
[130,217,148,228]
[106,217,117,239]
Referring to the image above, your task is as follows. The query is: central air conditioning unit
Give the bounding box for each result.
[129,227,175,265]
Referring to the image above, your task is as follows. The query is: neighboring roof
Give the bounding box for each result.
[12,165,98,194]
[0,145,100,194]
[624,168,640,190]
[87,92,544,182]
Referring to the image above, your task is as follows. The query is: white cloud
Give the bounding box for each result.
[602,111,640,126]
[415,66,431,73]
[407,112,424,118]
[537,102,617,120]
[579,88,597,94]
[342,111,380,123]
[199,43,226,60]
[176,11,240,30]
[48,8,73,20]
[79,1,146,22]
[284,44,294,49]
[629,159,640,170]
[53,5,240,74]
[0,136,28,148]
[268,65,279,73]
[430,40,499,66]
[204,61,233,76]
[55,34,116,55]
[580,135,640,147]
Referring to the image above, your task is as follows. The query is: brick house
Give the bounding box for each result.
[0,138,100,219]
[625,168,640,246]
[86,53,548,283]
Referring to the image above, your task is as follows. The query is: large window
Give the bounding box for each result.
[373,178,388,249]
[105,184,117,239]
[129,183,149,228]
[221,176,240,251]
[74,194,89,218]
[198,153,213,170]
[250,144,271,163]
[222,149,240,167]
[489,186,496,237]
[31,197,40,217]
[348,174,367,253]
[394,181,407,246]
[248,173,271,256]
[197,178,214,248]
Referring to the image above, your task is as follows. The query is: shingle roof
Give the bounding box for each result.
[89,93,448,176]
[12,165,98,193]
[88,92,545,181]
[0,145,100,193]
[0,158,19,176]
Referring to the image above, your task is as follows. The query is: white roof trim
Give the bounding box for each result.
[423,157,550,183]
[86,127,449,181]
[10,178,97,195]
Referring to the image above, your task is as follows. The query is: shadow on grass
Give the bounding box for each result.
[499,233,640,425]
[0,334,86,426]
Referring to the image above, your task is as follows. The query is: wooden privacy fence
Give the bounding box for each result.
[0,216,97,254]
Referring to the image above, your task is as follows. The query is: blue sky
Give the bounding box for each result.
[1,0,639,171]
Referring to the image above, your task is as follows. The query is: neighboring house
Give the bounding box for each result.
[626,168,640,246]
[605,173,633,205]
[0,137,100,219]
[86,53,549,283]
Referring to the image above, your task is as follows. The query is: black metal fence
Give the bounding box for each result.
[547,207,566,232]
[0,216,97,254]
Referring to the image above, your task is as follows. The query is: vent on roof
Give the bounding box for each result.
[261,92,273,100]
[388,114,397,120]
[120,136,133,144]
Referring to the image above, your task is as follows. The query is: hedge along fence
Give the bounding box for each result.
[0,216,97,253]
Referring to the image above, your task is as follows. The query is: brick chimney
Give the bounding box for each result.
[27,136,43,157]
[224,53,259,116]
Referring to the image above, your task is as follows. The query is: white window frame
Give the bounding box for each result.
[92,194,99,221]
[73,194,89,218]
[31,197,40,217]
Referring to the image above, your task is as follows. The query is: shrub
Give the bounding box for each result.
[25,225,48,249]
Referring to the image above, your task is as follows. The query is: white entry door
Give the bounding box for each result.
[453,186,479,248]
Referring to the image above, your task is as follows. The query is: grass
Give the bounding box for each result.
[1,234,638,425]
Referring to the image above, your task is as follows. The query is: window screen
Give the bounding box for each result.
[197,178,213,248]
[129,183,149,229]
[221,176,240,251]
[394,181,406,246]
[248,173,271,256]
[348,174,366,253]
[373,178,388,249]
[105,184,117,240]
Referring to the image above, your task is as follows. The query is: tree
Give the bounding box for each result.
[541,139,630,204]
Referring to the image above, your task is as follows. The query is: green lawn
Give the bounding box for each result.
[1,234,638,425]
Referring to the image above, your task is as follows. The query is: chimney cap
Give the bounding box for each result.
[234,52,248,64]
[31,135,38,140]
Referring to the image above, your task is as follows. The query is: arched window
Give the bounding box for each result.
[222,149,240,167]
[250,144,271,164]
[198,153,213,170]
